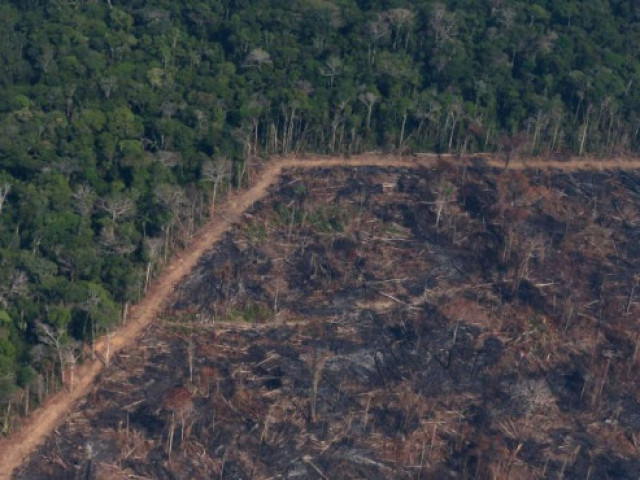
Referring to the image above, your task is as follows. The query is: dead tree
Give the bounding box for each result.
[385,8,415,51]
[358,92,378,129]
[626,273,639,314]
[430,3,458,49]
[71,184,95,219]
[201,158,231,217]
[143,236,164,292]
[367,17,389,64]
[434,180,456,232]
[161,387,193,458]
[36,322,76,392]
[244,48,272,70]
[321,55,342,87]
[0,183,10,216]
[98,195,135,223]
[310,354,328,423]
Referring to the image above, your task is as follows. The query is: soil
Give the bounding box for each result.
[4,154,640,479]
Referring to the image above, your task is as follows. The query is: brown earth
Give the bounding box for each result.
[2,153,640,479]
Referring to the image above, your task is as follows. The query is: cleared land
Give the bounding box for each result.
[11,157,640,479]
[4,155,640,478]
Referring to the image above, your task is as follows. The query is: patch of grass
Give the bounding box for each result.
[273,202,305,228]
[381,222,409,236]
[227,302,274,323]
[244,221,268,242]
[307,204,347,233]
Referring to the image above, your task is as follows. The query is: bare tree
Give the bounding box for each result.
[105,330,114,368]
[161,387,193,458]
[385,8,415,50]
[0,183,10,216]
[10,270,29,299]
[65,348,81,391]
[98,195,135,223]
[244,48,272,70]
[72,184,95,218]
[201,158,231,216]
[155,184,189,224]
[311,355,328,423]
[330,100,348,153]
[81,288,101,360]
[626,273,639,314]
[155,150,182,168]
[1,269,29,309]
[321,55,342,87]
[367,17,390,64]
[430,3,458,49]
[155,184,189,260]
[53,157,80,181]
[579,104,593,156]
[358,91,378,129]
[434,180,456,231]
[446,97,464,151]
[98,224,136,255]
[413,92,442,143]
[99,76,118,100]
[144,237,164,292]
[186,337,195,384]
[36,322,77,392]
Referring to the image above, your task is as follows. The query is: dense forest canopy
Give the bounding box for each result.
[1,0,640,424]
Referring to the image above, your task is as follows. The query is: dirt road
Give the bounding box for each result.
[2,153,640,478]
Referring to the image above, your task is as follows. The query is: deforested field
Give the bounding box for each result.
[15,162,640,479]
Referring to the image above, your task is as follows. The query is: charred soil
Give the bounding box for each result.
[13,162,640,479]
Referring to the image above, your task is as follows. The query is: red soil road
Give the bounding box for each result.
[3,153,640,478]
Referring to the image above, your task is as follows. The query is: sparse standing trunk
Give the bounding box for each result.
[531,111,542,153]
[122,301,129,325]
[57,349,65,390]
[363,395,371,430]
[435,199,445,231]
[288,107,296,152]
[550,121,560,152]
[330,112,340,153]
[0,184,10,217]
[579,105,592,156]
[448,112,458,152]
[167,412,175,458]
[270,122,278,153]
[349,127,357,155]
[484,124,492,150]
[164,225,170,263]
[238,161,247,190]
[24,386,29,415]
[91,318,96,360]
[187,339,194,384]
[311,357,327,423]
[252,117,259,156]
[282,110,289,155]
[210,178,219,217]
[399,113,407,151]
[145,261,152,292]
[3,403,11,434]
[593,357,611,407]
[106,332,112,367]
[626,274,639,314]
[68,354,76,392]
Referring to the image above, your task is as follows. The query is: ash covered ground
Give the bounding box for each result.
[16,164,640,479]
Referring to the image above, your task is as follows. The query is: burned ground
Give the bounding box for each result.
[15,164,640,479]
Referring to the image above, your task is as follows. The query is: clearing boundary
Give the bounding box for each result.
[2,153,640,478]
